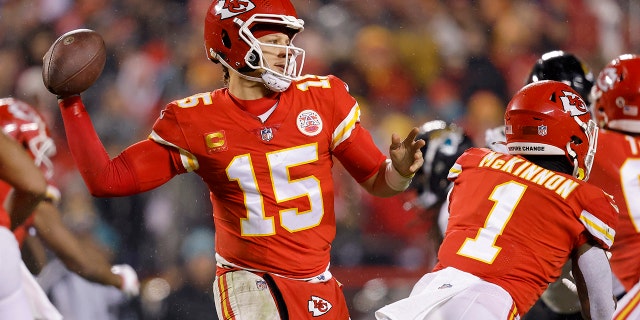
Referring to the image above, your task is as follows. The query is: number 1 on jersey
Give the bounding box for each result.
[457,181,527,264]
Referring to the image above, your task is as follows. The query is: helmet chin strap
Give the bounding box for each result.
[566,142,588,180]
[261,71,292,92]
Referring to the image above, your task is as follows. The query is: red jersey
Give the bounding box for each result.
[434,148,618,315]
[0,181,36,245]
[589,129,640,291]
[151,75,387,278]
[0,182,11,229]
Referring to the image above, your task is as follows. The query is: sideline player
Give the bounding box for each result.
[589,54,640,319]
[0,126,47,319]
[0,98,139,300]
[376,80,617,320]
[48,0,425,319]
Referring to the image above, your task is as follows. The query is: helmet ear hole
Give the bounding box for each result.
[247,49,259,65]
[221,30,231,49]
[571,135,583,145]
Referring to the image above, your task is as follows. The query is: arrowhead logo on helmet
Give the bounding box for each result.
[215,0,256,20]
[559,90,588,116]
[595,67,619,93]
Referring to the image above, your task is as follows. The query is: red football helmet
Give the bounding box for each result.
[590,54,640,133]
[505,80,598,180]
[204,0,305,91]
[0,98,56,180]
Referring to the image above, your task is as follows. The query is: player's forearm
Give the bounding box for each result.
[0,132,47,228]
[58,96,139,196]
[0,132,47,195]
[33,203,122,288]
[573,244,615,320]
[362,128,423,197]
[65,254,122,289]
[8,190,45,230]
[361,160,413,197]
[40,228,128,293]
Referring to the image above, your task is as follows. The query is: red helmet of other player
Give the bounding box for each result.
[0,98,56,180]
[505,80,598,180]
[591,54,640,133]
[204,0,305,92]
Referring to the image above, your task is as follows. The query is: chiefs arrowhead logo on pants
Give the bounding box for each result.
[308,295,332,317]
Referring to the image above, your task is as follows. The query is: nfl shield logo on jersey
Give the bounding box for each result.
[308,295,332,316]
[261,127,274,142]
[255,279,268,291]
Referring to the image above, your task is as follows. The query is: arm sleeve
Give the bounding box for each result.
[333,126,387,183]
[572,244,615,320]
[59,96,179,197]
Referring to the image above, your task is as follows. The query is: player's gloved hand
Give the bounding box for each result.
[111,264,140,297]
[561,275,578,294]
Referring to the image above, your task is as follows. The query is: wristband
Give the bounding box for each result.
[45,185,61,205]
[384,160,414,192]
[111,264,140,297]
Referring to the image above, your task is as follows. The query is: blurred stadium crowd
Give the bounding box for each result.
[1,0,639,318]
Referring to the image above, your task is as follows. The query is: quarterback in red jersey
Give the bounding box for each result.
[51,0,425,319]
[376,80,618,320]
[590,54,640,320]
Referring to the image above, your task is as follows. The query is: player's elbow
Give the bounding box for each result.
[81,156,143,197]
[81,170,131,197]
[87,187,112,197]
[86,185,124,198]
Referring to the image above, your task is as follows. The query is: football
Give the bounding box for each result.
[42,29,106,97]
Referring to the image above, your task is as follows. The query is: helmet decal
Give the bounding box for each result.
[595,67,618,93]
[538,125,547,136]
[215,0,256,20]
[559,90,588,116]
